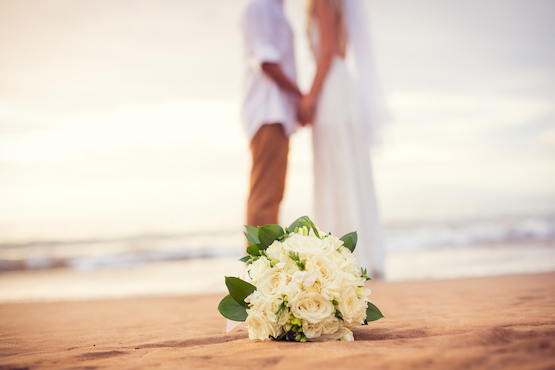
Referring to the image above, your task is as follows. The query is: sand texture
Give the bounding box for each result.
[1,272,554,369]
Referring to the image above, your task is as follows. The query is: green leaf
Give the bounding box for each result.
[340,235,353,251]
[288,216,309,233]
[245,225,260,244]
[295,216,320,238]
[291,216,321,238]
[243,231,256,246]
[288,251,305,270]
[238,256,250,263]
[218,295,248,321]
[340,231,358,252]
[246,256,260,265]
[360,267,372,281]
[298,217,312,232]
[258,224,285,249]
[246,244,261,256]
[225,276,257,308]
[275,305,285,324]
[366,301,384,322]
[275,331,288,341]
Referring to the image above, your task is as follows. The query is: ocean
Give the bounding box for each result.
[1,213,553,272]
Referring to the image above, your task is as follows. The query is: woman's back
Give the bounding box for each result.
[307,0,347,59]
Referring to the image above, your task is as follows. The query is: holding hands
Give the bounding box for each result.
[298,94,316,126]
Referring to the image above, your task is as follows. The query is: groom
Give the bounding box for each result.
[240,0,304,228]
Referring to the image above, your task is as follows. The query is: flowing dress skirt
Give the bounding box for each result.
[312,57,385,278]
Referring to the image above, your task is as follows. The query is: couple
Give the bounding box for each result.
[241,0,384,279]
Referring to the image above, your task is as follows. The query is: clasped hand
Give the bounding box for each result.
[298,95,316,126]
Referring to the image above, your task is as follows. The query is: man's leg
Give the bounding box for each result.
[247,123,289,227]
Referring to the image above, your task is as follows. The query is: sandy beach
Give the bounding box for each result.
[1,272,554,369]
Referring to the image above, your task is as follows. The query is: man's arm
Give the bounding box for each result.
[261,62,302,97]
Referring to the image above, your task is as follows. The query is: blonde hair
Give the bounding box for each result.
[306,0,347,53]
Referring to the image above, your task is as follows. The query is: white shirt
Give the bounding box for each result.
[240,0,298,141]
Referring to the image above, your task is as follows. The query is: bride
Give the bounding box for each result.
[299,0,385,279]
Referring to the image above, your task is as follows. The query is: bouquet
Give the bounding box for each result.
[218,216,383,342]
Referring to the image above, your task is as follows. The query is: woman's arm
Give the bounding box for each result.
[299,0,337,123]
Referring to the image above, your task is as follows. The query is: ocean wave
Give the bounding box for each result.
[1,215,554,272]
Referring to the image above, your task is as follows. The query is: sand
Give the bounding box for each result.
[1,272,554,369]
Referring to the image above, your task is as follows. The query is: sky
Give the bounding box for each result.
[0,0,554,243]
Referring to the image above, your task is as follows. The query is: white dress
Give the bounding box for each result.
[310,28,385,278]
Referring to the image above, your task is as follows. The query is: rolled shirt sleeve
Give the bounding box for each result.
[240,0,298,140]
[243,2,282,67]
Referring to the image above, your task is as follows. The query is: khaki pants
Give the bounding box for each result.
[247,123,289,228]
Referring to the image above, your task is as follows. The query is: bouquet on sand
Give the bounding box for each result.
[218,216,383,342]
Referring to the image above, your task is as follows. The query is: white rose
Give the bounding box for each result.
[301,314,341,339]
[260,294,289,326]
[318,236,341,255]
[319,281,341,301]
[309,255,344,286]
[282,280,303,304]
[357,286,371,298]
[291,270,318,288]
[281,259,300,277]
[257,268,287,298]
[281,233,325,256]
[265,241,288,263]
[247,257,270,284]
[305,279,323,294]
[345,299,368,330]
[329,248,345,266]
[321,316,342,335]
[312,326,354,342]
[289,291,334,324]
[339,327,355,341]
[339,248,358,272]
[245,309,272,340]
[301,318,323,339]
[327,235,344,248]
[342,271,358,283]
[338,288,366,327]
[244,290,264,308]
